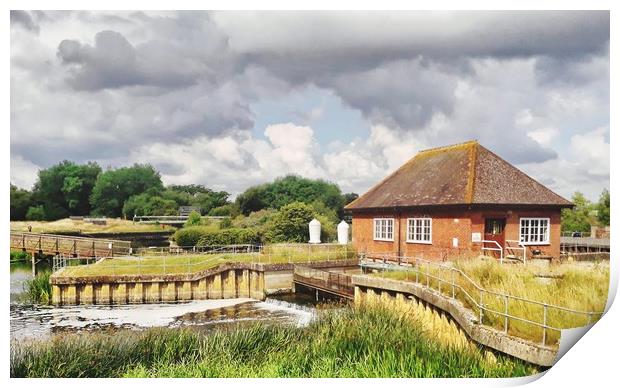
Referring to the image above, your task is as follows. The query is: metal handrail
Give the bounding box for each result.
[481,239,504,263]
[504,239,526,263]
[361,252,605,346]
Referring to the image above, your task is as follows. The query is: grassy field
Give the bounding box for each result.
[11,218,175,234]
[10,304,538,378]
[58,244,356,277]
[373,259,609,346]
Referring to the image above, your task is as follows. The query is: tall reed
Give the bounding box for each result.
[22,271,52,305]
[11,304,537,378]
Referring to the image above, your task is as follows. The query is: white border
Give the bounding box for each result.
[518,217,551,245]
[373,218,395,241]
[406,217,433,244]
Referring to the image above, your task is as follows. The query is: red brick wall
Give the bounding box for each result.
[352,207,562,260]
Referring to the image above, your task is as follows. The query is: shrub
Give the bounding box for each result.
[25,205,46,221]
[174,226,215,246]
[10,250,31,261]
[219,217,233,229]
[184,211,202,227]
[22,271,52,305]
[196,227,263,246]
[209,203,241,217]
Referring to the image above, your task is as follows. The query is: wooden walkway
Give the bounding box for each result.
[10,231,132,258]
[293,266,354,299]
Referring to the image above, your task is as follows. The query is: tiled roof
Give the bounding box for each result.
[345,140,572,210]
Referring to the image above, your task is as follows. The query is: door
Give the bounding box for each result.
[484,218,506,257]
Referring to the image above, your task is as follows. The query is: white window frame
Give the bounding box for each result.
[519,217,550,245]
[373,218,394,241]
[406,218,433,244]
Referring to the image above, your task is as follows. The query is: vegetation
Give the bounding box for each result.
[10,250,31,262]
[22,271,52,305]
[235,175,356,218]
[184,210,202,227]
[264,201,335,243]
[10,305,537,378]
[374,259,609,345]
[57,245,355,277]
[561,190,610,233]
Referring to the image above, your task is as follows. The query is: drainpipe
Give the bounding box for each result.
[396,209,402,258]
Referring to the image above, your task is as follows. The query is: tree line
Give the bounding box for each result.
[561,190,610,233]
[10,161,358,222]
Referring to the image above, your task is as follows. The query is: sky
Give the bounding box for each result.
[10,10,610,201]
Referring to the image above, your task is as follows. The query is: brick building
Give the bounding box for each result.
[344,141,572,261]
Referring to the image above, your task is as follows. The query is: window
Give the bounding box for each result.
[373,218,394,241]
[407,218,432,244]
[519,218,550,245]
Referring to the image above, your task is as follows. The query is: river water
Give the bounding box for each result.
[10,259,320,342]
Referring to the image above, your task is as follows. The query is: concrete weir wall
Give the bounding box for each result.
[51,264,266,306]
[50,259,358,306]
[352,275,558,367]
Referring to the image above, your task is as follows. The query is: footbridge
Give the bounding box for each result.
[10,231,132,258]
[293,266,354,299]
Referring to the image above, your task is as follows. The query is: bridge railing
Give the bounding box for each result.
[360,253,606,347]
[10,232,132,257]
[293,266,354,297]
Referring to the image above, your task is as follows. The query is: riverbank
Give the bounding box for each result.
[10,304,538,378]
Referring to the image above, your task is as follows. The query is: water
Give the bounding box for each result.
[10,259,319,342]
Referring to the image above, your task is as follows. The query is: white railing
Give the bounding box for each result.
[481,240,504,263]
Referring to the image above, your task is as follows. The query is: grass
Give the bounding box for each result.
[10,304,538,378]
[372,258,610,346]
[22,271,52,305]
[10,218,175,234]
[58,244,357,277]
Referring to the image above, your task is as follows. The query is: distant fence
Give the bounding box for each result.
[10,231,132,258]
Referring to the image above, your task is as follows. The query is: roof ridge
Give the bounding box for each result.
[418,140,478,154]
[465,143,479,203]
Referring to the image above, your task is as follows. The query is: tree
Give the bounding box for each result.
[597,189,610,226]
[192,190,230,214]
[90,164,163,217]
[265,201,335,243]
[26,205,46,221]
[235,175,346,216]
[10,184,34,220]
[30,161,101,220]
[122,192,177,217]
[561,192,594,233]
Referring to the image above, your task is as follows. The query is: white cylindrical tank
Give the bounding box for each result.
[337,220,349,244]
[309,218,321,243]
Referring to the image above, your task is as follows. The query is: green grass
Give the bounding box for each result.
[58,244,356,277]
[373,259,609,346]
[10,305,538,378]
[22,271,52,304]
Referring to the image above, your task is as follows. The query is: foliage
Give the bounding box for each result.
[196,227,263,246]
[10,250,31,261]
[22,271,52,305]
[232,209,276,229]
[235,175,345,216]
[173,226,218,247]
[219,217,233,229]
[209,203,241,217]
[265,201,335,243]
[561,192,595,233]
[596,189,610,226]
[10,305,536,378]
[26,161,102,220]
[10,185,34,220]
[122,192,178,217]
[90,164,163,217]
[184,211,202,227]
[25,205,46,221]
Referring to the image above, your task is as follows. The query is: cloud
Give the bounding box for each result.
[10,11,609,201]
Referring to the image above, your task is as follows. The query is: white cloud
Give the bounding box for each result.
[10,155,40,189]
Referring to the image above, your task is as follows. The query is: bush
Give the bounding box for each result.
[174,226,262,246]
[23,271,52,305]
[25,205,46,221]
[208,203,241,217]
[219,217,233,229]
[197,227,263,246]
[174,226,214,246]
[184,211,202,227]
[10,250,31,261]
